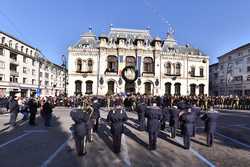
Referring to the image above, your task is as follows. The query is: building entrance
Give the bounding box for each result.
[125,82,135,94]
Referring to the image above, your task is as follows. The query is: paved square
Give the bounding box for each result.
[0,107,250,167]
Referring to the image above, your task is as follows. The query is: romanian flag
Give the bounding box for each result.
[118,55,125,75]
[136,56,141,77]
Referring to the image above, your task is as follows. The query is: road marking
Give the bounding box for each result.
[24,130,48,133]
[240,126,250,131]
[41,137,71,167]
[173,135,216,167]
[120,134,131,167]
[215,132,250,149]
[197,124,248,129]
[0,132,31,148]
[218,112,250,118]
[189,148,216,167]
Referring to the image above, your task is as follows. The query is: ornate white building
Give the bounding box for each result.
[0,31,66,97]
[68,27,209,96]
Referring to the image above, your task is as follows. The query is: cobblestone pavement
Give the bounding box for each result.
[0,107,250,167]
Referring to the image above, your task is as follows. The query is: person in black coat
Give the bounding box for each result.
[160,106,168,130]
[201,106,219,147]
[168,106,179,138]
[179,104,195,149]
[191,104,201,137]
[136,100,147,131]
[177,100,187,135]
[92,99,101,132]
[41,98,53,127]
[28,96,39,126]
[145,103,163,150]
[70,107,89,156]
[107,106,128,153]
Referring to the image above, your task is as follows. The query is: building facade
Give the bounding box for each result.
[0,31,66,97]
[210,43,250,96]
[68,27,209,96]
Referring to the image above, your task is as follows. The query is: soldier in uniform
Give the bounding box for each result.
[107,105,128,153]
[92,99,101,132]
[160,106,169,130]
[136,99,147,131]
[176,100,187,135]
[179,104,195,149]
[86,104,94,142]
[201,106,219,147]
[168,106,179,138]
[191,104,201,137]
[70,107,89,156]
[145,102,163,150]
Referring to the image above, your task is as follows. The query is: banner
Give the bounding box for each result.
[136,56,141,77]
[118,55,125,76]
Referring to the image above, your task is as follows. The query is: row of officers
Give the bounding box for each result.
[70,98,219,156]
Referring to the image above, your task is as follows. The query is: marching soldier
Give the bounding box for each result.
[145,103,163,150]
[136,99,147,131]
[201,106,219,147]
[92,99,101,132]
[86,104,95,142]
[191,104,201,137]
[168,106,179,138]
[107,105,128,153]
[70,107,89,156]
[179,104,195,149]
[160,106,168,130]
[177,100,187,135]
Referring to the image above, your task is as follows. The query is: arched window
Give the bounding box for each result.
[1,37,5,44]
[15,43,18,50]
[126,56,136,67]
[200,67,204,77]
[165,82,171,96]
[107,80,115,95]
[26,48,28,54]
[165,62,171,75]
[199,84,205,95]
[9,40,12,48]
[144,82,152,95]
[190,66,195,77]
[190,84,196,96]
[174,83,181,96]
[176,63,181,75]
[107,55,118,73]
[143,57,154,73]
[21,46,24,52]
[76,59,82,72]
[75,80,82,95]
[85,80,93,94]
[30,50,33,56]
[87,59,93,72]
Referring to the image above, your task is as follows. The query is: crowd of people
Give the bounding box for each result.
[0,95,54,127]
[64,94,250,111]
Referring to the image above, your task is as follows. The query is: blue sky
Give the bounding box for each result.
[1,0,250,65]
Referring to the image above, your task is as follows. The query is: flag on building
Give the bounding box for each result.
[118,55,125,75]
[136,56,141,77]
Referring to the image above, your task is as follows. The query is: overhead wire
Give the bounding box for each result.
[142,0,175,33]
